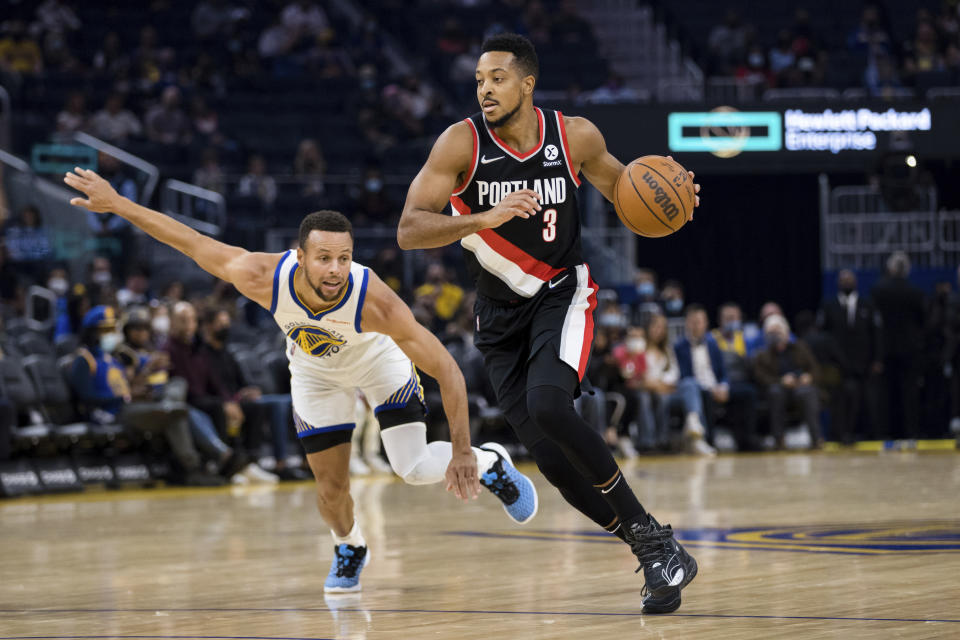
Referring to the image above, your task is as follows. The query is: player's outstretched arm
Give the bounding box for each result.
[64,168,279,309]
[398,122,541,250]
[566,116,701,209]
[359,270,480,500]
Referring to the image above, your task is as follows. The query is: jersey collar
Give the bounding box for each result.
[484,107,546,161]
[289,263,354,320]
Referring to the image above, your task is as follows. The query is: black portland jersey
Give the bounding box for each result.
[450,107,583,302]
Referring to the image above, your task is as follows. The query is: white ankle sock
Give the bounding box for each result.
[332,518,365,547]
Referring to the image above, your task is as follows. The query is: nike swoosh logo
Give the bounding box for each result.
[548,274,568,289]
[480,155,504,164]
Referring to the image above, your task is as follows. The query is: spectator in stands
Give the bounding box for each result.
[40,26,78,73]
[708,9,749,75]
[145,86,192,146]
[4,205,53,278]
[674,305,723,455]
[551,0,597,51]
[192,148,226,195]
[711,302,760,450]
[281,0,330,40]
[847,4,893,71]
[794,310,846,438]
[582,325,622,440]
[630,268,662,327]
[237,154,277,209]
[753,314,822,449]
[769,29,797,78]
[165,302,279,483]
[69,305,221,485]
[88,93,143,144]
[33,0,81,37]
[160,280,185,306]
[414,263,464,328]
[610,326,647,457]
[149,303,171,347]
[56,92,87,137]
[597,298,628,330]
[521,1,552,47]
[192,0,241,41]
[382,74,437,137]
[348,166,394,225]
[116,265,152,309]
[199,308,298,479]
[865,52,903,97]
[293,138,326,199]
[734,44,774,90]
[114,306,261,484]
[190,97,225,149]
[644,311,712,455]
[259,18,296,62]
[584,73,642,104]
[91,32,129,78]
[660,279,685,318]
[0,20,44,76]
[818,269,884,443]
[871,252,925,439]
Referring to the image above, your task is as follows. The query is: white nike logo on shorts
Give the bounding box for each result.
[548,274,568,289]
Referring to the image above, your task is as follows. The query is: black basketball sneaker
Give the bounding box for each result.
[622,515,698,614]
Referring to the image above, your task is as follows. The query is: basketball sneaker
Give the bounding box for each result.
[622,515,698,614]
[324,543,370,593]
[478,442,538,525]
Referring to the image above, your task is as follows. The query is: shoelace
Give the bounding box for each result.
[480,462,519,503]
[334,544,365,578]
[627,524,675,574]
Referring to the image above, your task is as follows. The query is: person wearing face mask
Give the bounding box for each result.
[818,270,883,443]
[630,268,662,328]
[47,266,75,340]
[610,326,649,457]
[710,303,760,450]
[753,314,822,450]
[68,305,222,486]
[660,280,685,318]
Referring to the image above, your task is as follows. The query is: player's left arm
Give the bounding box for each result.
[360,271,480,501]
[564,115,701,209]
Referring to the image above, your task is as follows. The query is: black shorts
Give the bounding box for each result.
[473,264,598,446]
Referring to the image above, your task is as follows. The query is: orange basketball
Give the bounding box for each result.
[613,155,695,238]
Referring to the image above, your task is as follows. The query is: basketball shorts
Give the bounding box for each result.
[473,264,599,446]
[290,343,426,454]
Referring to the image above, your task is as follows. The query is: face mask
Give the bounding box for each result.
[748,53,765,68]
[636,282,655,298]
[626,337,646,354]
[213,327,230,343]
[599,312,622,328]
[151,316,170,335]
[47,278,69,296]
[665,298,683,314]
[722,320,742,334]
[100,332,122,353]
[92,270,112,286]
[840,285,855,295]
[364,178,383,193]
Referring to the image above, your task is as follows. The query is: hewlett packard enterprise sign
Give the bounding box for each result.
[668,107,934,157]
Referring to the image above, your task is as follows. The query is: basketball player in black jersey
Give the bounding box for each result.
[399,34,702,613]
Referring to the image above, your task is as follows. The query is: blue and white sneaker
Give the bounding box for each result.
[479,442,538,525]
[324,543,370,593]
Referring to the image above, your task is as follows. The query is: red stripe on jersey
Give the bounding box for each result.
[450,195,564,283]
[486,108,545,160]
[453,118,480,195]
[556,111,582,187]
[578,266,600,379]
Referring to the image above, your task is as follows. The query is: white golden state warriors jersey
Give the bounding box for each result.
[270,251,398,383]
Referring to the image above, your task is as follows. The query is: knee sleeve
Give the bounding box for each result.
[380,422,449,485]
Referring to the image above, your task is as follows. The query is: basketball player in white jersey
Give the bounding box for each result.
[64,168,538,593]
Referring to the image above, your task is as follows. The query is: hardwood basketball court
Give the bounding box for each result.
[2,451,959,639]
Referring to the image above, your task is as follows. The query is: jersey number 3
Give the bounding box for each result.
[542,208,557,243]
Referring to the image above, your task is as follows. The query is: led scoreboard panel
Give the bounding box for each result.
[561,101,960,174]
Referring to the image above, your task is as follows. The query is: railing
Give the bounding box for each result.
[831,185,937,215]
[70,132,160,204]
[161,179,226,236]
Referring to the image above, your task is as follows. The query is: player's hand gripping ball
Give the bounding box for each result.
[614,155,696,237]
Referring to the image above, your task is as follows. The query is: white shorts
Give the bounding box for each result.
[290,343,424,440]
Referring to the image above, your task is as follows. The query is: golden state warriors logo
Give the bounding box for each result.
[286,325,347,358]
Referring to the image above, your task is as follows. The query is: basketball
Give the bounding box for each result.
[614,155,695,238]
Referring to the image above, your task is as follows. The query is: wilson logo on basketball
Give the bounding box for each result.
[286,325,346,358]
[641,171,681,221]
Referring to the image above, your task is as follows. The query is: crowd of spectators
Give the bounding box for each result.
[703,2,960,96]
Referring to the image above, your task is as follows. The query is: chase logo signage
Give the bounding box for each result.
[668,108,782,157]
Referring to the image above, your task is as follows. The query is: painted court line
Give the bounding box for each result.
[1,609,957,625]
